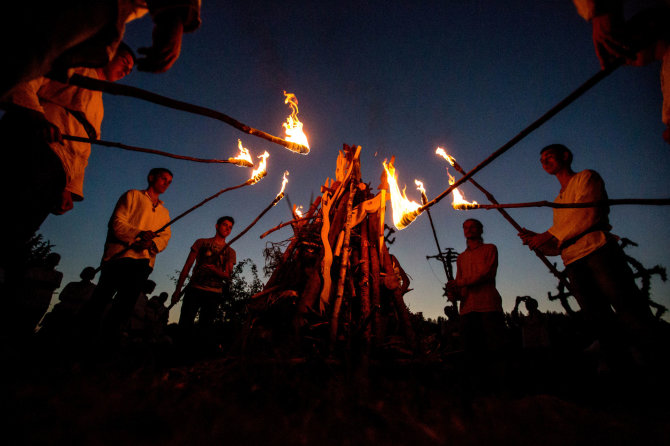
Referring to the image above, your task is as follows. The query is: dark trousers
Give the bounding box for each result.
[460,311,507,393]
[178,287,221,330]
[566,241,655,363]
[80,258,152,341]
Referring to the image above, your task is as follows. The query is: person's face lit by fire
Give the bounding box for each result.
[216,219,233,239]
[148,172,173,196]
[540,149,568,175]
[102,50,134,82]
[462,219,483,241]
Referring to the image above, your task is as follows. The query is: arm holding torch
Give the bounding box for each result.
[172,249,197,308]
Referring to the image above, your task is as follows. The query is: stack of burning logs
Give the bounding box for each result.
[242,145,416,357]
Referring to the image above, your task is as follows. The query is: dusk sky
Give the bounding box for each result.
[34,1,670,322]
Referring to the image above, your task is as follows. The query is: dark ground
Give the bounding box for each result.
[2,333,670,446]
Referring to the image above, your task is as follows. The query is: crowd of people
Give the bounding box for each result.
[0,2,667,383]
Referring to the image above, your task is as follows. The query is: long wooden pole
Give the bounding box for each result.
[65,74,310,155]
[63,135,253,167]
[226,192,285,247]
[420,192,452,281]
[420,63,622,214]
[95,176,263,273]
[454,198,670,210]
[448,159,575,296]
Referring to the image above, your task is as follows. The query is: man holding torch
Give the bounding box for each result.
[519,144,655,371]
[80,167,173,344]
[446,218,506,390]
[172,216,236,341]
[0,43,135,276]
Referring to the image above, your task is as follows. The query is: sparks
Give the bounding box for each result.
[382,158,423,230]
[282,91,310,150]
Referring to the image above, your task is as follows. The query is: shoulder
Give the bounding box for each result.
[483,243,498,252]
[192,237,212,247]
[575,169,604,184]
[122,189,142,199]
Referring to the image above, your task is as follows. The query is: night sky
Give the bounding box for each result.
[35,1,670,322]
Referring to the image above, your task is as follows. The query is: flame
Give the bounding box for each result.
[282,91,310,149]
[436,148,478,209]
[435,147,456,166]
[382,159,423,230]
[229,139,253,167]
[249,151,269,184]
[278,171,289,197]
[415,180,429,205]
[294,205,304,218]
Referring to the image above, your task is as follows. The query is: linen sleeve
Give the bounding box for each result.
[2,77,48,113]
[109,191,142,244]
[548,170,607,244]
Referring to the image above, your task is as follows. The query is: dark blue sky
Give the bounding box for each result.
[38,1,670,321]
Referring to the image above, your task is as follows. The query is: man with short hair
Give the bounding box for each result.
[519,143,654,368]
[446,219,505,358]
[81,167,173,343]
[0,43,135,272]
[173,216,236,334]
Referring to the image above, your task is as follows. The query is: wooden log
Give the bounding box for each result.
[367,211,383,344]
[359,212,372,343]
[330,178,356,347]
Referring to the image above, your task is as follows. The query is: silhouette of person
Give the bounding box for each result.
[446,219,506,392]
[0,0,202,98]
[126,279,156,340]
[511,296,551,351]
[39,266,97,338]
[14,253,63,337]
[173,216,236,340]
[572,0,670,143]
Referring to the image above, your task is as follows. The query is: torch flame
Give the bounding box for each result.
[382,159,423,230]
[229,139,254,167]
[415,180,426,195]
[415,179,429,205]
[436,148,478,209]
[278,171,289,196]
[282,91,310,150]
[249,151,269,184]
[435,147,456,167]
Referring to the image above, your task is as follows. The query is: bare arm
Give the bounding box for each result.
[172,250,197,304]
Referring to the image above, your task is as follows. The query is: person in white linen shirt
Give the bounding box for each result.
[519,144,655,370]
[79,167,173,345]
